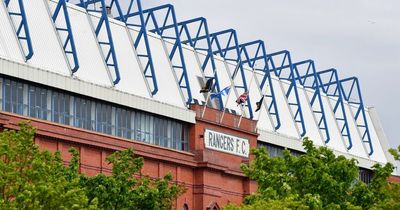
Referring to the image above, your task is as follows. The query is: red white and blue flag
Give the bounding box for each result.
[236,92,248,106]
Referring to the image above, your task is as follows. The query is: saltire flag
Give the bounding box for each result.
[200,78,214,93]
[236,92,248,106]
[255,95,264,112]
[210,86,231,100]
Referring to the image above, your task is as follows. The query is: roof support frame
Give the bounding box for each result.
[4,0,34,60]
[122,4,192,104]
[316,68,353,150]
[51,0,79,73]
[77,0,120,85]
[292,59,330,143]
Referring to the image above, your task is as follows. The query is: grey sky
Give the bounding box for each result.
[141,0,400,148]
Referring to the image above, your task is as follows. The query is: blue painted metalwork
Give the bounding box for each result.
[122,4,192,104]
[263,50,306,137]
[51,0,79,73]
[292,60,330,143]
[4,0,33,60]
[150,17,224,108]
[112,0,158,95]
[340,77,373,155]
[316,69,353,150]
[208,29,254,119]
[76,0,120,85]
[214,40,280,129]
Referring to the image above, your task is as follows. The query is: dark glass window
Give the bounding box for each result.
[3,79,24,115]
[1,77,189,151]
[74,97,92,130]
[115,107,132,139]
[52,92,71,125]
[28,85,48,120]
[257,142,303,157]
[359,168,373,184]
[95,103,112,134]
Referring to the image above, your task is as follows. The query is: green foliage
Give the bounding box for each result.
[0,121,184,210]
[81,149,185,210]
[225,137,400,210]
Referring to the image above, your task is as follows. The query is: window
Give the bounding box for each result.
[3,79,24,115]
[115,107,132,139]
[74,97,93,130]
[1,77,190,151]
[359,168,373,184]
[28,85,48,120]
[183,204,189,210]
[95,103,112,134]
[52,92,71,125]
[257,142,303,157]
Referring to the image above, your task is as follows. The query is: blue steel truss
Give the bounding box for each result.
[144,17,224,108]
[112,0,158,95]
[122,4,192,104]
[214,40,280,129]
[176,17,223,108]
[292,60,330,143]
[265,51,306,137]
[76,0,120,85]
[51,0,79,73]
[316,69,352,150]
[207,29,254,119]
[340,77,373,155]
[4,0,33,60]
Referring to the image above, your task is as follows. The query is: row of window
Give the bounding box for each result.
[1,78,189,151]
[257,142,373,184]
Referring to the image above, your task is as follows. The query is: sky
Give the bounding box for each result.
[140,0,400,148]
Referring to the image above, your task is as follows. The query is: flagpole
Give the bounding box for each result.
[219,62,241,124]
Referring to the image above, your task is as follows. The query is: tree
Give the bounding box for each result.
[224,137,399,210]
[0,121,184,210]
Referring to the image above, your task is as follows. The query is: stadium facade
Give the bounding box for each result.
[0,0,396,209]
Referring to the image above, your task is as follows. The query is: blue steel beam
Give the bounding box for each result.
[340,77,373,155]
[122,4,193,104]
[292,60,330,143]
[52,0,79,73]
[146,17,223,108]
[176,17,223,108]
[316,69,353,150]
[76,0,120,85]
[4,0,33,60]
[230,40,281,129]
[113,0,158,95]
[208,29,254,119]
[264,50,306,137]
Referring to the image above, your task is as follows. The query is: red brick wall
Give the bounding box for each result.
[0,107,258,210]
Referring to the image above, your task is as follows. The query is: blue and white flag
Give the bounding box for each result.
[210,86,231,100]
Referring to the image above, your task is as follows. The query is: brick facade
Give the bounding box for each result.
[0,104,258,210]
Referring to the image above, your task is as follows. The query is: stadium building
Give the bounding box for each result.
[0,0,397,209]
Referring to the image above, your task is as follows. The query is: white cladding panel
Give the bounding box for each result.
[24,0,70,75]
[180,46,207,104]
[66,5,111,86]
[109,22,150,98]
[272,78,300,138]
[366,108,390,164]
[299,89,325,146]
[146,34,185,108]
[215,59,241,114]
[253,72,275,131]
[344,104,369,159]
[0,1,24,61]
[321,96,348,153]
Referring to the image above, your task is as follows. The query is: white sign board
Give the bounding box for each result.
[204,129,250,158]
